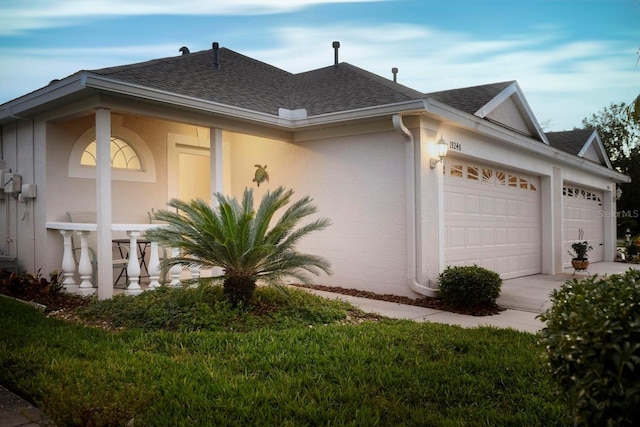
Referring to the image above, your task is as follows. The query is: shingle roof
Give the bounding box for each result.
[90,48,292,115]
[288,63,425,116]
[425,81,514,115]
[545,128,595,155]
[89,47,425,116]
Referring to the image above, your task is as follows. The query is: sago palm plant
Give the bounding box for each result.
[145,187,332,306]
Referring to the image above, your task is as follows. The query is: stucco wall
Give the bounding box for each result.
[223,123,413,296]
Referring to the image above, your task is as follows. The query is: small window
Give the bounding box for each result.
[467,166,479,181]
[81,137,142,170]
[496,171,506,186]
[450,164,463,178]
[530,183,537,191]
[508,175,518,188]
[520,177,529,190]
[482,168,493,184]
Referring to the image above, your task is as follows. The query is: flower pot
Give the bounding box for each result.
[571,259,589,271]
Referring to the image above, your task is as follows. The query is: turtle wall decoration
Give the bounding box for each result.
[252,164,269,187]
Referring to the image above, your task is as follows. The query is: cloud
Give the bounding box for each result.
[244,23,638,130]
[1,18,636,131]
[0,0,387,35]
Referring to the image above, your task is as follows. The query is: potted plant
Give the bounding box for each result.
[569,241,593,270]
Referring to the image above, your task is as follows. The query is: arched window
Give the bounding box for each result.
[80,137,142,170]
[69,116,156,183]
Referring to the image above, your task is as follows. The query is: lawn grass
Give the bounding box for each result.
[0,285,566,426]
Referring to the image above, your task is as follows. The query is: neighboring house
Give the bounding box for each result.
[0,42,630,300]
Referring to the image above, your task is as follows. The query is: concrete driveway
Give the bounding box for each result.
[498,262,639,314]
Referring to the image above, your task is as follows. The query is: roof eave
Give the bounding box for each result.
[0,73,88,123]
[426,97,630,183]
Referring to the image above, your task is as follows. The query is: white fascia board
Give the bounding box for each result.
[475,82,517,118]
[474,81,549,145]
[425,97,629,183]
[84,75,427,129]
[83,74,289,127]
[288,100,428,128]
[578,130,613,170]
[0,74,87,122]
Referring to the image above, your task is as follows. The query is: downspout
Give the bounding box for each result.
[392,114,439,297]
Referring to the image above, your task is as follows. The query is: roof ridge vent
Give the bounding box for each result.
[212,42,220,70]
[179,46,190,55]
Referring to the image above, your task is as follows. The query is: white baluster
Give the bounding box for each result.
[169,248,181,287]
[76,230,95,296]
[124,231,142,296]
[189,264,201,281]
[59,229,78,294]
[147,241,161,289]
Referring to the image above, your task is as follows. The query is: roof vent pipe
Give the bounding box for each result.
[179,46,190,55]
[392,67,398,83]
[212,42,220,69]
[332,41,340,66]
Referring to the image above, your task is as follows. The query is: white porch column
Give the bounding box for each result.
[124,231,143,296]
[59,229,78,293]
[96,109,114,300]
[210,127,224,200]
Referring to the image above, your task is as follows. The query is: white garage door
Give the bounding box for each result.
[563,186,604,266]
[444,159,542,279]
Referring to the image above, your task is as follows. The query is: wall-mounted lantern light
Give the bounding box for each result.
[430,134,449,169]
[616,187,622,200]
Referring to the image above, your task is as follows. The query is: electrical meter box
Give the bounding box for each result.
[3,173,22,194]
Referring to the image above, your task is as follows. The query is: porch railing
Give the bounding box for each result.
[45,222,201,298]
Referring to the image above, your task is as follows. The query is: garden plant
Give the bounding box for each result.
[539,269,640,426]
[438,265,502,307]
[146,187,331,307]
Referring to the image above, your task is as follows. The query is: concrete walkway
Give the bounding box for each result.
[0,385,55,427]
[309,261,638,335]
[1,261,636,426]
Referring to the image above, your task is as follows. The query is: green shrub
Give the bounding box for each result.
[438,265,502,306]
[538,269,640,426]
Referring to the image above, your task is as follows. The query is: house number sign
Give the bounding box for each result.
[449,141,462,151]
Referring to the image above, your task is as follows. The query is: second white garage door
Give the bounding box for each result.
[444,159,542,279]
[563,186,604,266]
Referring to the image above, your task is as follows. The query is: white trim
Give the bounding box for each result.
[2,71,628,185]
[474,82,549,145]
[577,131,613,170]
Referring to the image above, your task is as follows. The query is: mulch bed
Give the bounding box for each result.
[0,269,504,317]
[295,284,505,316]
[0,271,91,311]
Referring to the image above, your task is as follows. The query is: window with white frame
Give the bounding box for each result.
[80,137,142,170]
[69,118,156,183]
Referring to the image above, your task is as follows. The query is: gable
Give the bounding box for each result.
[546,129,612,169]
[474,82,548,143]
[580,142,602,163]
[485,96,534,136]
[578,132,612,168]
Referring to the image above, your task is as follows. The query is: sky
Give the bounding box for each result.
[0,0,638,131]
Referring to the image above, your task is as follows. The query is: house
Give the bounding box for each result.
[0,42,630,300]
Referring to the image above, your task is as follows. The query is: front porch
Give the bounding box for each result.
[45,221,215,299]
